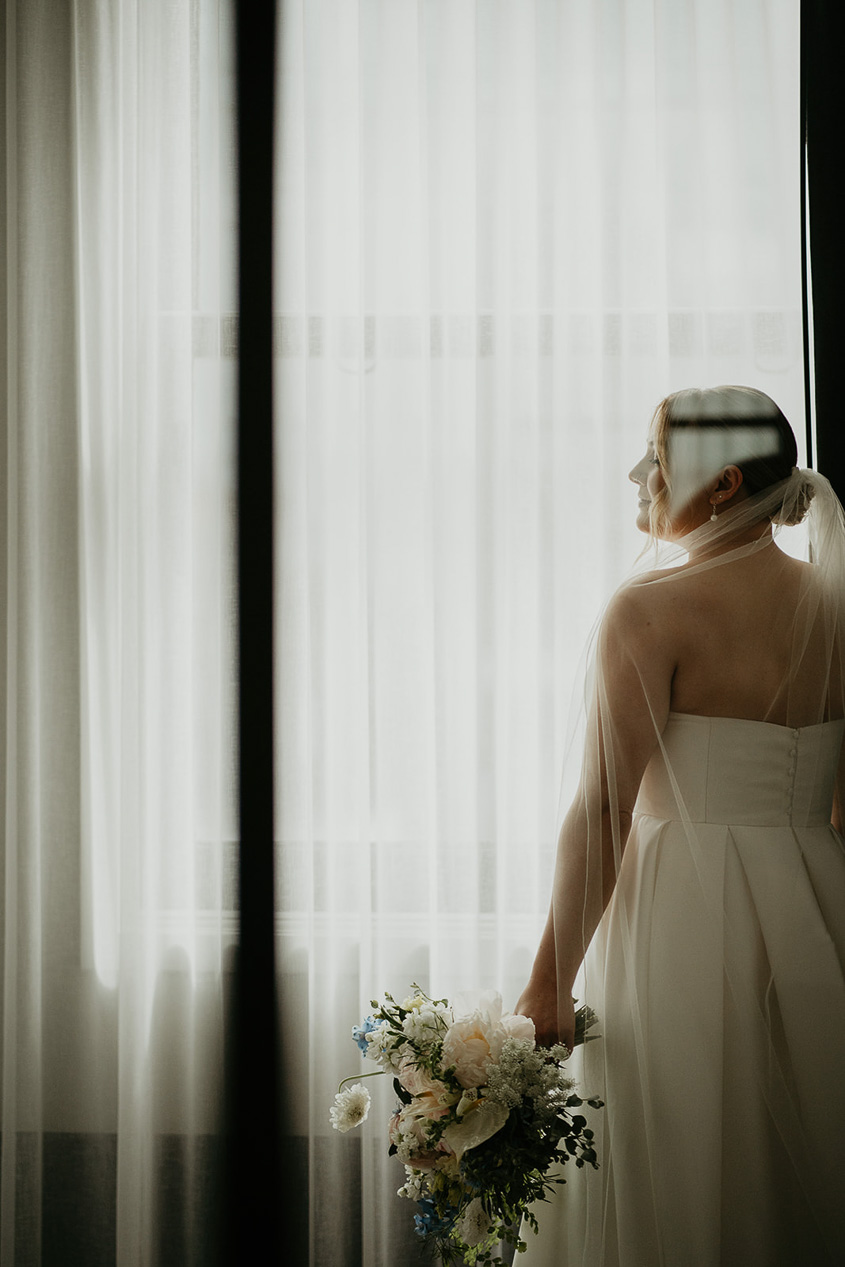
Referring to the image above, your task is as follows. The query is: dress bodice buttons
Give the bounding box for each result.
[636,714,845,827]
[785,728,800,817]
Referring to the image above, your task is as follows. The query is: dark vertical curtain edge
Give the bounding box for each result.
[801,0,845,501]
[799,1,814,470]
[226,0,279,1260]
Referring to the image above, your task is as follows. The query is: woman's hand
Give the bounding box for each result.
[515,978,575,1052]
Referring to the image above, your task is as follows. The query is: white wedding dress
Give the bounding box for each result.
[523,711,845,1266]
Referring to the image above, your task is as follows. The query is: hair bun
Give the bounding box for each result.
[773,467,814,527]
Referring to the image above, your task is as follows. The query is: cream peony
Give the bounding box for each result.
[440,991,535,1088]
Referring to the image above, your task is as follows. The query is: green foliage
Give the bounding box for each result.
[424,1077,603,1264]
[353,986,605,1265]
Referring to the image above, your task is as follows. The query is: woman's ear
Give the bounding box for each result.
[711,464,745,507]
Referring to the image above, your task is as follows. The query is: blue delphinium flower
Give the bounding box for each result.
[352,1015,379,1054]
[413,1197,455,1239]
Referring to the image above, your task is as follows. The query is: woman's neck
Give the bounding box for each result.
[680,516,774,563]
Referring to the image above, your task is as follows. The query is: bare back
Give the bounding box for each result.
[644,542,841,728]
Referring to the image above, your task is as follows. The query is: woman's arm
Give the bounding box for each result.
[516,585,676,1047]
[833,732,845,833]
[515,801,630,1048]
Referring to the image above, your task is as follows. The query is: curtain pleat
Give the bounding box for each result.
[2,1,236,1262]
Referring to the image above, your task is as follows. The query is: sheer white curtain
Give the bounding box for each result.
[1,0,804,1263]
[275,1,803,1262]
[2,1,235,1262]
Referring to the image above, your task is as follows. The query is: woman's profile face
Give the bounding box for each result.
[628,439,664,534]
[628,429,724,539]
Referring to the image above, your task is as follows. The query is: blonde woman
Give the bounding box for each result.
[518,387,845,1265]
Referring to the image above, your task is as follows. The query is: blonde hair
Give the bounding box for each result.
[648,385,809,537]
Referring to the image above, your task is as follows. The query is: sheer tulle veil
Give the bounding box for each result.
[544,386,845,1258]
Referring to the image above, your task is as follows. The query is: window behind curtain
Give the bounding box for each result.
[273,2,804,1263]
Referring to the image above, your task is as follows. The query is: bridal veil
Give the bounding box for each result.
[541,386,845,1263]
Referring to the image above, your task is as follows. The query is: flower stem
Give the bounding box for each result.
[336,1070,386,1093]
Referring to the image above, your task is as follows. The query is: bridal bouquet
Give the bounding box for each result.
[330,986,603,1265]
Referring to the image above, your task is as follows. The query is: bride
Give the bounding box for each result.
[515,386,845,1265]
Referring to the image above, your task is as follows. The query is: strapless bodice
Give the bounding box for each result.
[635,712,845,827]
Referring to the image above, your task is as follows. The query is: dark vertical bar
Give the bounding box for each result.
[226,0,278,1261]
[802,0,845,500]
[799,1,813,470]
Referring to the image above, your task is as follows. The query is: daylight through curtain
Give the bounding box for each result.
[1,1,236,1261]
[274,2,803,1263]
[1,1,805,1264]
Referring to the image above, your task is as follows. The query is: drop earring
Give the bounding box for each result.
[710,503,718,522]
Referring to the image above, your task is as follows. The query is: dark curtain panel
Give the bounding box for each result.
[226,0,280,1261]
[803,0,845,499]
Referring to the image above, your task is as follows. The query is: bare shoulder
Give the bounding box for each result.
[776,552,815,579]
[602,578,678,653]
[605,545,815,643]
[599,578,678,725]
[607,565,691,620]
